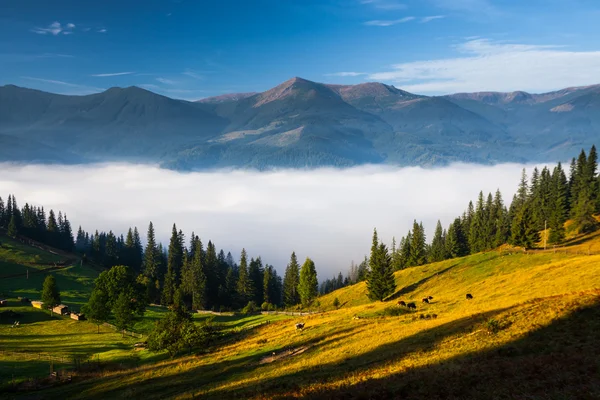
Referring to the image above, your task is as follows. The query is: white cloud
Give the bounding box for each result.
[0,163,534,277]
[421,15,445,23]
[368,38,600,94]
[21,76,104,94]
[156,77,177,85]
[325,72,367,77]
[364,17,415,26]
[31,21,76,36]
[98,28,107,33]
[182,69,205,80]
[91,72,136,77]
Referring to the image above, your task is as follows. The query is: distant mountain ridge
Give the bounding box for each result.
[1,78,600,169]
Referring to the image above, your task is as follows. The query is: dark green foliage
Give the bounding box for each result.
[7,214,18,238]
[241,301,259,314]
[82,289,110,332]
[283,252,301,307]
[333,297,340,309]
[429,220,446,262]
[298,257,318,306]
[366,229,396,302]
[41,274,61,310]
[113,292,134,335]
[510,204,540,249]
[248,256,264,305]
[236,249,252,305]
[408,221,426,266]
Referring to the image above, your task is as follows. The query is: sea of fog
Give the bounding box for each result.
[0,163,540,277]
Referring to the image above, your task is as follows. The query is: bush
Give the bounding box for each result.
[381,306,412,317]
[333,297,340,309]
[485,318,502,335]
[242,301,259,314]
[261,302,270,311]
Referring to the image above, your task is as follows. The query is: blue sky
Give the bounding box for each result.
[1,0,599,100]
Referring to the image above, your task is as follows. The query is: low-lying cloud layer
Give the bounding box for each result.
[0,163,534,278]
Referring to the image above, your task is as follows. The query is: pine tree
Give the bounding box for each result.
[163,224,184,305]
[429,220,446,262]
[0,196,5,227]
[492,189,509,247]
[283,251,301,307]
[548,163,569,244]
[366,229,395,301]
[41,275,61,313]
[248,257,264,305]
[191,238,207,310]
[236,249,251,305]
[82,289,110,333]
[298,257,318,307]
[408,221,426,266]
[469,191,486,253]
[7,214,18,238]
[510,204,540,249]
[143,222,159,279]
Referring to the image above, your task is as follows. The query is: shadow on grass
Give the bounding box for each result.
[296,297,600,400]
[386,264,459,301]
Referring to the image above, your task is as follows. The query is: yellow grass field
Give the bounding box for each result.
[11,231,598,400]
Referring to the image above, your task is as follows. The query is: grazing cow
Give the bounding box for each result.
[432,314,438,319]
[422,298,430,304]
[295,322,305,330]
[428,296,433,300]
[406,302,417,309]
[397,301,406,307]
[419,314,425,319]
[466,293,473,300]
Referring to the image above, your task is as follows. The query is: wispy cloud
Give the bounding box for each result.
[91,72,136,77]
[31,21,76,36]
[97,28,107,33]
[21,76,104,94]
[325,72,368,77]
[421,15,445,23]
[156,77,177,85]
[364,16,414,26]
[360,0,407,10]
[182,69,205,80]
[367,38,600,93]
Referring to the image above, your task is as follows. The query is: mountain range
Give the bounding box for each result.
[1,77,600,169]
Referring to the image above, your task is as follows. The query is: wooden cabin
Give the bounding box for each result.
[31,300,44,309]
[53,304,69,315]
[70,313,85,321]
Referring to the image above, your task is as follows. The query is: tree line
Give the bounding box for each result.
[365,145,600,301]
[0,197,319,312]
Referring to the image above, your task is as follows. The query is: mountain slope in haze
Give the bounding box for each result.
[2,79,600,169]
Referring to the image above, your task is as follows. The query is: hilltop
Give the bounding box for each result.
[2,79,600,169]
[5,229,598,399]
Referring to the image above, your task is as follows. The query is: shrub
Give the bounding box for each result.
[242,301,259,314]
[485,318,502,335]
[381,306,411,317]
[333,297,340,309]
[261,302,270,311]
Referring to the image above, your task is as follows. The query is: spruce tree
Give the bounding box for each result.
[191,238,207,310]
[283,251,301,307]
[236,249,252,305]
[41,274,61,312]
[492,190,509,247]
[163,224,184,305]
[510,204,540,249]
[408,221,426,266]
[248,257,264,305]
[298,257,318,307]
[366,229,395,301]
[143,222,159,279]
[429,220,446,262]
[7,214,18,238]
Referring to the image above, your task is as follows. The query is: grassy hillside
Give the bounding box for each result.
[0,233,96,307]
[14,233,598,399]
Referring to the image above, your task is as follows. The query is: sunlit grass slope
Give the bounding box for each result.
[0,233,95,307]
[32,233,600,399]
